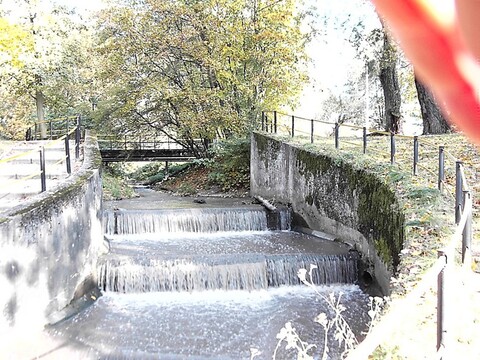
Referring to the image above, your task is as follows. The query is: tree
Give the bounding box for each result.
[0,17,34,138]
[0,1,93,139]
[94,0,308,156]
[317,1,399,131]
[414,75,451,134]
[378,21,402,133]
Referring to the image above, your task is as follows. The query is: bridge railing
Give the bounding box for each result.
[261,110,474,358]
[97,135,191,151]
[0,116,83,195]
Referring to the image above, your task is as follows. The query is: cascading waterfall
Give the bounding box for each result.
[104,208,275,235]
[278,208,292,231]
[97,252,358,293]
[98,206,359,295]
[51,202,369,359]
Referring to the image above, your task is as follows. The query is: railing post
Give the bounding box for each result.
[390,133,396,164]
[462,190,472,265]
[66,118,69,138]
[437,250,447,355]
[125,135,127,150]
[413,136,419,175]
[114,211,118,235]
[49,120,53,140]
[261,111,265,131]
[34,123,38,140]
[39,146,46,192]
[265,115,269,133]
[310,119,314,144]
[65,134,71,175]
[455,161,463,224]
[362,127,367,154]
[75,116,80,159]
[438,146,445,192]
[291,115,295,137]
[335,123,339,149]
[273,111,277,134]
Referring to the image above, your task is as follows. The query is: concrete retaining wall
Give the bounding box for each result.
[250,133,405,294]
[0,132,104,333]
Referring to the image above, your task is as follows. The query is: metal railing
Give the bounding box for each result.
[26,115,80,141]
[261,111,467,194]
[0,115,83,194]
[261,110,474,359]
[97,135,189,151]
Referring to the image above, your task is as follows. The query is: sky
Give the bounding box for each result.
[295,0,380,120]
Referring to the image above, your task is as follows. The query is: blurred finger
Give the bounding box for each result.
[456,0,480,61]
[371,0,480,144]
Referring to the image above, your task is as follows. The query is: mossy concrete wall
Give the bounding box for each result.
[250,133,405,294]
[0,132,104,334]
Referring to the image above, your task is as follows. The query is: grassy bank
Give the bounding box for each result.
[273,132,479,359]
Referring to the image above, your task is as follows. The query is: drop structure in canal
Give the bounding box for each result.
[50,196,371,359]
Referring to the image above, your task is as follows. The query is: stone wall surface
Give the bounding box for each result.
[0,132,104,333]
[250,133,406,293]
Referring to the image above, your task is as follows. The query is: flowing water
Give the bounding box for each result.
[50,197,371,359]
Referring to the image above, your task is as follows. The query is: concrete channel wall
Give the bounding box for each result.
[0,132,104,333]
[250,133,405,294]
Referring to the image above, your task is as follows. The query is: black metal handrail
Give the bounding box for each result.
[26,115,80,141]
[0,115,83,194]
[97,136,204,151]
[262,111,466,195]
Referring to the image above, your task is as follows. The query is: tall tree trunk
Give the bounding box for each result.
[30,12,47,139]
[379,21,402,133]
[414,75,451,134]
[35,87,47,139]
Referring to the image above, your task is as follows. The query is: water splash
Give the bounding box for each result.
[104,207,292,235]
[104,208,270,235]
[98,253,358,293]
[50,285,370,359]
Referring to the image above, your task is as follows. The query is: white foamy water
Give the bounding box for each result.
[51,285,370,359]
[104,208,270,234]
[98,231,358,293]
[53,203,370,359]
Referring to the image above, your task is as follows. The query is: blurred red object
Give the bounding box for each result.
[371,0,480,144]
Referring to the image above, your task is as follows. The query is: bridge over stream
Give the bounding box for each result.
[98,136,200,162]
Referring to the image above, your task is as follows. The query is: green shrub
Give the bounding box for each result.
[129,162,191,185]
[207,137,250,191]
[177,183,197,196]
[129,162,165,181]
[102,171,136,200]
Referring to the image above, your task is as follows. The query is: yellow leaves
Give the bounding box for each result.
[0,18,34,69]
[96,0,308,141]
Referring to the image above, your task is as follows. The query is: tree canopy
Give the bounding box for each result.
[93,0,308,155]
[0,0,453,142]
[0,0,94,138]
